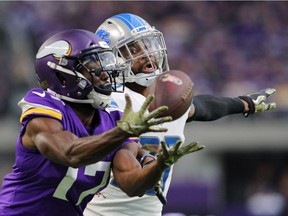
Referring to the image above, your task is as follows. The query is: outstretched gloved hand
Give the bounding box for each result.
[142,139,205,167]
[158,140,204,167]
[142,139,204,205]
[117,94,173,136]
[239,88,277,117]
[142,140,204,205]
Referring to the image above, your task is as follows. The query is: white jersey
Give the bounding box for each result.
[84,87,189,216]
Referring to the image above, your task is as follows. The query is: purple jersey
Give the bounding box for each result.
[0,88,134,216]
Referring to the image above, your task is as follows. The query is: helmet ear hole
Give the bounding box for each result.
[55,72,66,86]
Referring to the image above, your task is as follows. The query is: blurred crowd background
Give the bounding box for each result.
[0,1,287,216]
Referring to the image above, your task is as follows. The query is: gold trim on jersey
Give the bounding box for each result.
[20,108,62,123]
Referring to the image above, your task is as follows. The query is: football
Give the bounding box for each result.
[147,70,194,120]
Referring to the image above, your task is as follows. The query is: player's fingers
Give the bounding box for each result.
[267,102,277,110]
[146,106,169,119]
[254,95,266,104]
[140,94,155,114]
[148,127,168,133]
[160,140,169,156]
[180,142,204,155]
[260,102,277,112]
[147,116,172,126]
[264,88,276,97]
[173,140,182,153]
[124,94,132,112]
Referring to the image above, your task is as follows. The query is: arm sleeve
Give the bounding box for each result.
[188,94,244,122]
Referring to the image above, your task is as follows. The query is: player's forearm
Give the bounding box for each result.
[119,160,167,197]
[36,127,130,167]
[187,94,245,122]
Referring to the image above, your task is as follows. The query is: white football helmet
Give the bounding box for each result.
[96,13,169,87]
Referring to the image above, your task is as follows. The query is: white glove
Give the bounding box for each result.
[239,88,277,117]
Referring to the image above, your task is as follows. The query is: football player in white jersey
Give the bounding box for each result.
[84,13,276,216]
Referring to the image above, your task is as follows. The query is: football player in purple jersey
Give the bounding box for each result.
[0,29,204,216]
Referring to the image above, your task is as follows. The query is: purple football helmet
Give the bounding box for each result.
[35,29,125,109]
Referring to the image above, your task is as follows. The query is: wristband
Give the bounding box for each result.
[238,96,255,117]
[140,153,156,168]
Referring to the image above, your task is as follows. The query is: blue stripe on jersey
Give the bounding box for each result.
[110,100,119,107]
[112,14,147,31]
[139,137,159,145]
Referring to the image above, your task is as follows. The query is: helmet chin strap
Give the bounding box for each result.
[47,88,111,110]
[124,69,162,87]
[135,74,156,87]
[87,90,112,109]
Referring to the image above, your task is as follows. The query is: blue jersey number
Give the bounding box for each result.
[139,135,181,196]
